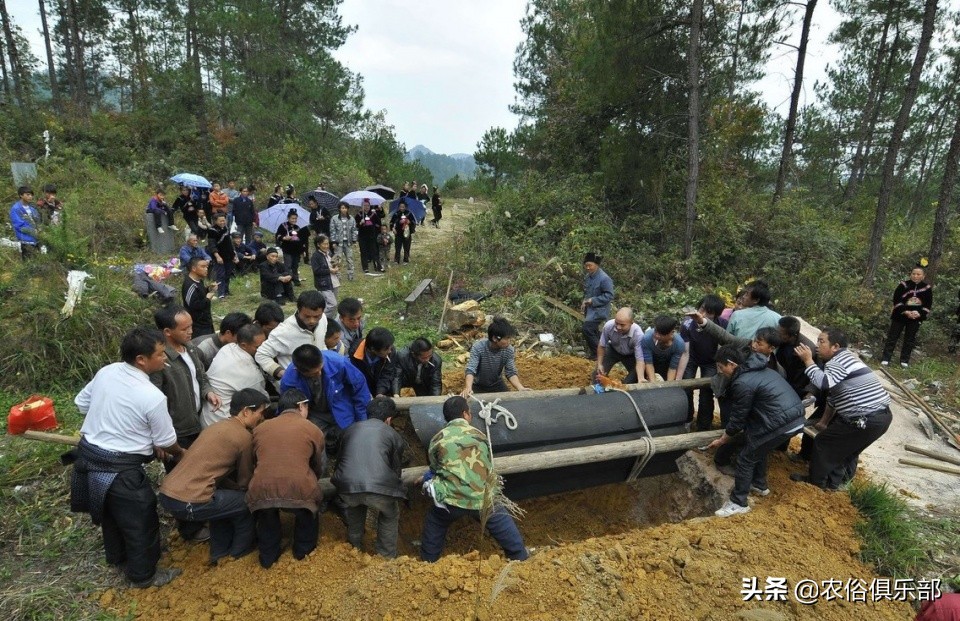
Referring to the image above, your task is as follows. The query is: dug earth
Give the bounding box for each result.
[106,356,915,620]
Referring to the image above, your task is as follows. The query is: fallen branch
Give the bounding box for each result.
[904,444,960,467]
[879,367,960,450]
[898,457,960,476]
[543,295,584,321]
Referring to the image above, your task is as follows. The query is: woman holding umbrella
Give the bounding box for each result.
[276,208,309,286]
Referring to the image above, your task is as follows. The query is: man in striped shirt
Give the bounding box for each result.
[461,318,530,396]
[793,327,892,490]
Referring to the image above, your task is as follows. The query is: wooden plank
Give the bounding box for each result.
[404,278,434,303]
[392,378,712,413]
[898,457,960,476]
[904,443,960,467]
[543,295,585,321]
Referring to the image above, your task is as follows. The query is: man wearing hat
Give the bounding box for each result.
[581,252,614,361]
[250,231,268,265]
[232,232,258,275]
[259,247,295,304]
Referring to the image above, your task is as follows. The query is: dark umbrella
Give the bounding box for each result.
[365,184,396,200]
[388,196,426,222]
[300,190,340,212]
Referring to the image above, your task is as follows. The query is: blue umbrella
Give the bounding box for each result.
[170,173,212,189]
[388,197,426,222]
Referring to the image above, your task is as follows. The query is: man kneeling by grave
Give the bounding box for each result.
[707,345,806,517]
[158,389,271,564]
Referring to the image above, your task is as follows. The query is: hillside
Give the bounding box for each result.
[405,144,476,185]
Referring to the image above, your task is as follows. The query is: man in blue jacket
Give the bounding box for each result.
[280,344,370,458]
[10,186,40,260]
[707,345,806,517]
[580,252,614,361]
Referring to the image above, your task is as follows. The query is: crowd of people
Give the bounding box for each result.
[7,183,943,599]
[66,264,532,586]
[578,251,909,519]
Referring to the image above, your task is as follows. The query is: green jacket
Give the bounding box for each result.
[428,418,491,510]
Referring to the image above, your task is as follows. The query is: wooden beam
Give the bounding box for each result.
[898,457,960,476]
[21,430,79,445]
[879,366,960,449]
[316,429,725,497]
[904,443,960,467]
[394,378,713,413]
[543,295,585,321]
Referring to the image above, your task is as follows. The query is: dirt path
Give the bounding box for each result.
[859,375,960,512]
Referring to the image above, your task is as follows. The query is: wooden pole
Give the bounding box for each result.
[316,429,725,497]
[898,457,960,476]
[393,378,713,413]
[437,268,454,333]
[904,443,960,467]
[21,430,79,445]
[879,367,960,448]
[543,295,585,321]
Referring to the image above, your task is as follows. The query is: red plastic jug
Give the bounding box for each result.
[7,395,58,435]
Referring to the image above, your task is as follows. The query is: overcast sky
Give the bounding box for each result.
[7,0,849,155]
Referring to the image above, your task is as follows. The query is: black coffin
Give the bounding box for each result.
[408,387,690,500]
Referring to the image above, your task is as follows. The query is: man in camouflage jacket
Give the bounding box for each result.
[418,396,529,562]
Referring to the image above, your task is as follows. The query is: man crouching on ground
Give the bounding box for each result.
[418,396,529,562]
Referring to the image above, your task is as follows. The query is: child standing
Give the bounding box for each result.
[377,224,393,273]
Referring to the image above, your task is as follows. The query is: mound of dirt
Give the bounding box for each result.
[106,459,913,620]
[104,354,916,619]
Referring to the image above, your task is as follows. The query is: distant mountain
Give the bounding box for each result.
[404,146,476,185]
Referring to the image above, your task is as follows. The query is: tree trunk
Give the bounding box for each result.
[927,104,960,282]
[39,0,59,110]
[0,0,24,107]
[864,0,938,286]
[843,10,900,202]
[773,0,817,204]
[0,37,10,101]
[683,0,703,260]
[187,0,208,138]
[65,0,88,113]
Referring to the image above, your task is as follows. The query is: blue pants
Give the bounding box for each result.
[214,260,234,297]
[420,504,528,563]
[159,490,254,562]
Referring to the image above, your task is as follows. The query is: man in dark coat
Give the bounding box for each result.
[259,247,295,305]
[207,214,236,298]
[232,186,257,245]
[707,345,806,517]
[392,338,442,396]
[331,397,410,558]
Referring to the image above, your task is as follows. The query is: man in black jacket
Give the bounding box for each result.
[232,186,257,245]
[392,338,442,396]
[350,328,397,397]
[259,248,295,305]
[207,214,236,298]
[355,199,382,275]
[707,345,806,517]
[331,397,410,558]
[181,257,216,337]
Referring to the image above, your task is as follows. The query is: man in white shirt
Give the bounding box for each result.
[203,324,268,427]
[256,290,328,382]
[70,327,183,588]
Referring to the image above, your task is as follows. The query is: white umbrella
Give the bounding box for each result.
[340,190,386,207]
[258,203,311,235]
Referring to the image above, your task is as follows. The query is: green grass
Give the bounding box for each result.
[0,389,127,620]
[848,481,927,578]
